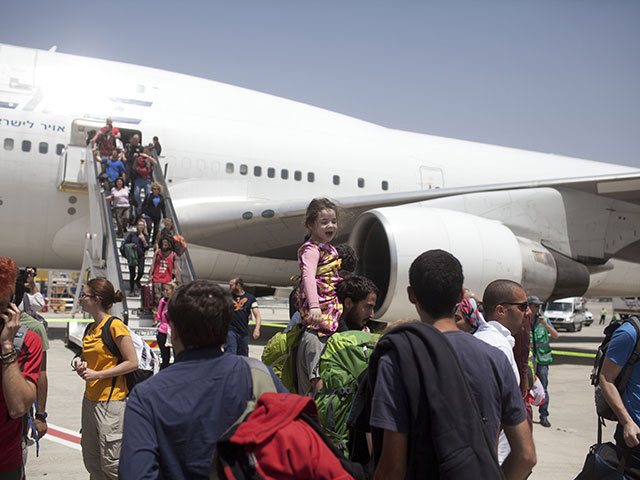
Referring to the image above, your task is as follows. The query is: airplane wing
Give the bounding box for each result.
[175,171,640,259]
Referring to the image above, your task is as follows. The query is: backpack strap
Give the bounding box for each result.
[97,315,123,402]
[222,357,278,436]
[616,316,640,396]
[13,325,29,351]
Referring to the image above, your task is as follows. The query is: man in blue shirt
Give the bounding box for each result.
[119,280,286,480]
[227,277,261,356]
[601,321,640,451]
[100,150,126,191]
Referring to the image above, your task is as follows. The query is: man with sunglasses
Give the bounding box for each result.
[0,258,43,480]
[480,279,530,463]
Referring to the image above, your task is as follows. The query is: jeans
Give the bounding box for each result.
[134,178,151,216]
[226,329,249,356]
[537,363,550,419]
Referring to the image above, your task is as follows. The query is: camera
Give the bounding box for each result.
[20,267,37,277]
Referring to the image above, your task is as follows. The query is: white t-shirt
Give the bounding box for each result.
[474,319,520,464]
[111,186,130,207]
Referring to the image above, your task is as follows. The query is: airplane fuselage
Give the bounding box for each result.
[1,43,639,303]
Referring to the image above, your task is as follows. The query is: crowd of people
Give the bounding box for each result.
[2,195,640,479]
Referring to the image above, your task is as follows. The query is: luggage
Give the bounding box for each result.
[315,330,379,456]
[141,284,154,311]
[575,442,640,480]
[261,324,305,393]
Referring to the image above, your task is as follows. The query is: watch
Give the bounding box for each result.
[0,348,18,365]
[35,412,48,421]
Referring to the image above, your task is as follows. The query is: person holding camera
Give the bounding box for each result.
[17,268,45,320]
[0,258,43,480]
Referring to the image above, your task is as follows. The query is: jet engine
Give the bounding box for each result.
[349,206,590,320]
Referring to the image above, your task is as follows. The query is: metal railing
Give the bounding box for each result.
[149,151,197,284]
[85,146,130,322]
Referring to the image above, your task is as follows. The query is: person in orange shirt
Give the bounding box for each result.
[74,278,138,480]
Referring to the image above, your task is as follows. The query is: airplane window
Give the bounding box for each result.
[22,140,31,152]
[358,177,365,188]
[254,166,262,177]
[281,169,289,180]
[333,175,340,185]
[382,180,389,191]
[267,167,275,178]
[240,164,248,175]
[226,162,234,174]
[3,138,13,151]
[294,170,302,181]
[39,142,48,154]
[56,144,64,155]
[307,172,315,182]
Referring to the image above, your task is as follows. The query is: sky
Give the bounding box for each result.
[2,0,639,167]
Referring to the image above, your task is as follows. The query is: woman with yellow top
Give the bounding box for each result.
[74,278,138,480]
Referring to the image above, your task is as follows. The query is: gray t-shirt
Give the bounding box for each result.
[371,330,525,442]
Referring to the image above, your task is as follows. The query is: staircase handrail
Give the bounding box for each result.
[149,152,197,284]
[88,147,130,323]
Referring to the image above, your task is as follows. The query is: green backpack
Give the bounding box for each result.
[315,330,379,457]
[261,325,304,393]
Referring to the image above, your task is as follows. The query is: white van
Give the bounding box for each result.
[544,297,586,332]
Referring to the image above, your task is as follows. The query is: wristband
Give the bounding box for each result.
[35,412,48,421]
[1,348,18,365]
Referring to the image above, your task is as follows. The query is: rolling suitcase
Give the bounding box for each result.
[141,284,154,311]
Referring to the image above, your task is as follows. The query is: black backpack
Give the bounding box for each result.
[591,316,640,422]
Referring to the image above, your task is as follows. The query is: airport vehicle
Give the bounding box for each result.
[544,297,586,332]
[612,297,640,319]
[1,43,640,323]
[584,310,594,326]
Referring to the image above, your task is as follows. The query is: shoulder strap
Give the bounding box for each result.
[626,316,640,365]
[615,316,640,395]
[13,325,29,351]
[224,357,277,434]
[100,316,123,363]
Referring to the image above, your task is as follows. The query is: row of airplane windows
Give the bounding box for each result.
[2,136,391,191]
[3,138,65,156]
[225,162,390,191]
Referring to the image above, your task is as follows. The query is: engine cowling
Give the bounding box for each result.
[349,206,589,321]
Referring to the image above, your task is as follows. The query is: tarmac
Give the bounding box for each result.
[23,310,616,479]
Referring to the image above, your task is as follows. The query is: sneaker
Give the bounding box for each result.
[540,417,551,428]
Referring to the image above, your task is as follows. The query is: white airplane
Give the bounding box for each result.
[1,43,639,320]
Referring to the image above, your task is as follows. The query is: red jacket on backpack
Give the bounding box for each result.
[225,393,354,479]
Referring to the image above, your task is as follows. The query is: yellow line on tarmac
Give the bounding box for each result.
[551,350,596,359]
[47,318,287,328]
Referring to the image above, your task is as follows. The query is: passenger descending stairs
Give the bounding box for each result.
[69,145,197,349]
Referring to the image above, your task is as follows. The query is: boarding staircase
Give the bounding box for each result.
[67,145,196,346]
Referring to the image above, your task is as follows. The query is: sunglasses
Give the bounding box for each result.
[80,292,96,299]
[500,301,529,312]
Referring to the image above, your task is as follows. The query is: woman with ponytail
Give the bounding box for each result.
[73,277,137,480]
